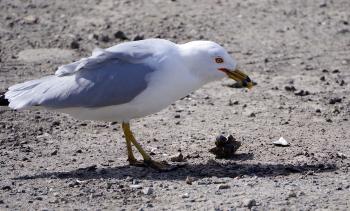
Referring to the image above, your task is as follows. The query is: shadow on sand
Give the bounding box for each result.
[14,153,336,181]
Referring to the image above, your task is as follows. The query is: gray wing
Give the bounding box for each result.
[43,60,156,108]
[6,41,161,109]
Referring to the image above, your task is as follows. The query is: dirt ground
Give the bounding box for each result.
[1,0,350,210]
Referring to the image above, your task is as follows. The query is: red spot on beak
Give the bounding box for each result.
[218,68,229,74]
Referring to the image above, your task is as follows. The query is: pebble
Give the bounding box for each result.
[273,137,290,146]
[217,184,230,190]
[185,176,195,185]
[0,92,9,106]
[133,35,144,41]
[329,98,342,104]
[336,152,347,159]
[142,187,153,195]
[242,198,256,208]
[170,152,184,162]
[130,184,143,189]
[23,15,38,24]
[1,185,11,191]
[114,31,128,40]
[68,181,79,187]
[50,149,58,156]
[70,40,80,49]
[99,34,110,42]
[284,86,296,92]
[181,193,189,198]
[294,90,310,96]
[88,33,99,40]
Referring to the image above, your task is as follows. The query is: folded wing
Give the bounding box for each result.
[6,42,159,109]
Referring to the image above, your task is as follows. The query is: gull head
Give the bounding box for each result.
[179,40,253,89]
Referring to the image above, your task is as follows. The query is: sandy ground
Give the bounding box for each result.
[1,0,350,210]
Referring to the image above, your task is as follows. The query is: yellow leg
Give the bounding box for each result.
[122,122,151,161]
[125,137,136,162]
[121,122,172,171]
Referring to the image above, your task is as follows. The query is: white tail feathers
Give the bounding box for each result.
[5,76,55,109]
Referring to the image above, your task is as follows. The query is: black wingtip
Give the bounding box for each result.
[0,91,9,106]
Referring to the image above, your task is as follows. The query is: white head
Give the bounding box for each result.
[179,41,253,88]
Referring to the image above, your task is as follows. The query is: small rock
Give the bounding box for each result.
[0,92,9,106]
[50,149,58,156]
[1,185,11,191]
[70,40,79,49]
[88,33,99,40]
[284,86,296,92]
[99,34,110,42]
[35,196,43,201]
[68,181,79,187]
[329,98,342,104]
[181,193,189,198]
[114,31,128,40]
[248,112,256,117]
[287,192,297,198]
[319,1,327,7]
[170,152,184,162]
[130,184,142,189]
[142,187,153,195]
[294,90,310,96]
[242,198,256,208]
[228,100,239,106]
[336,152,347,159]
[273,137,290,147]
[185,176,195,185]
[338,29,350,34]
[217,184,230,190]
[23,15,38,24]
[51,121,60,126]
[106,182,113,189]
[133,35,144,41]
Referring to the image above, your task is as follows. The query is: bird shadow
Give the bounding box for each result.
[14,154,336,181]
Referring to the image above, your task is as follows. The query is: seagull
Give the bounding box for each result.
[5,39,253,170]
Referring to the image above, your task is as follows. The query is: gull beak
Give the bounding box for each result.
[219,68,254,89]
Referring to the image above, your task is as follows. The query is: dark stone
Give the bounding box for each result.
[70,40,79,49]
[0,92,9,106]
[51,121,60,126]
[294,90,310,96]
[114,31,128,40]
[51,149,58,156]
[284,86,296,92]
[100,34,110,42]
[133,35,144,41]
[329,98,342,104]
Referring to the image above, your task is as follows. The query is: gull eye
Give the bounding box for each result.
[215,57,224,64]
